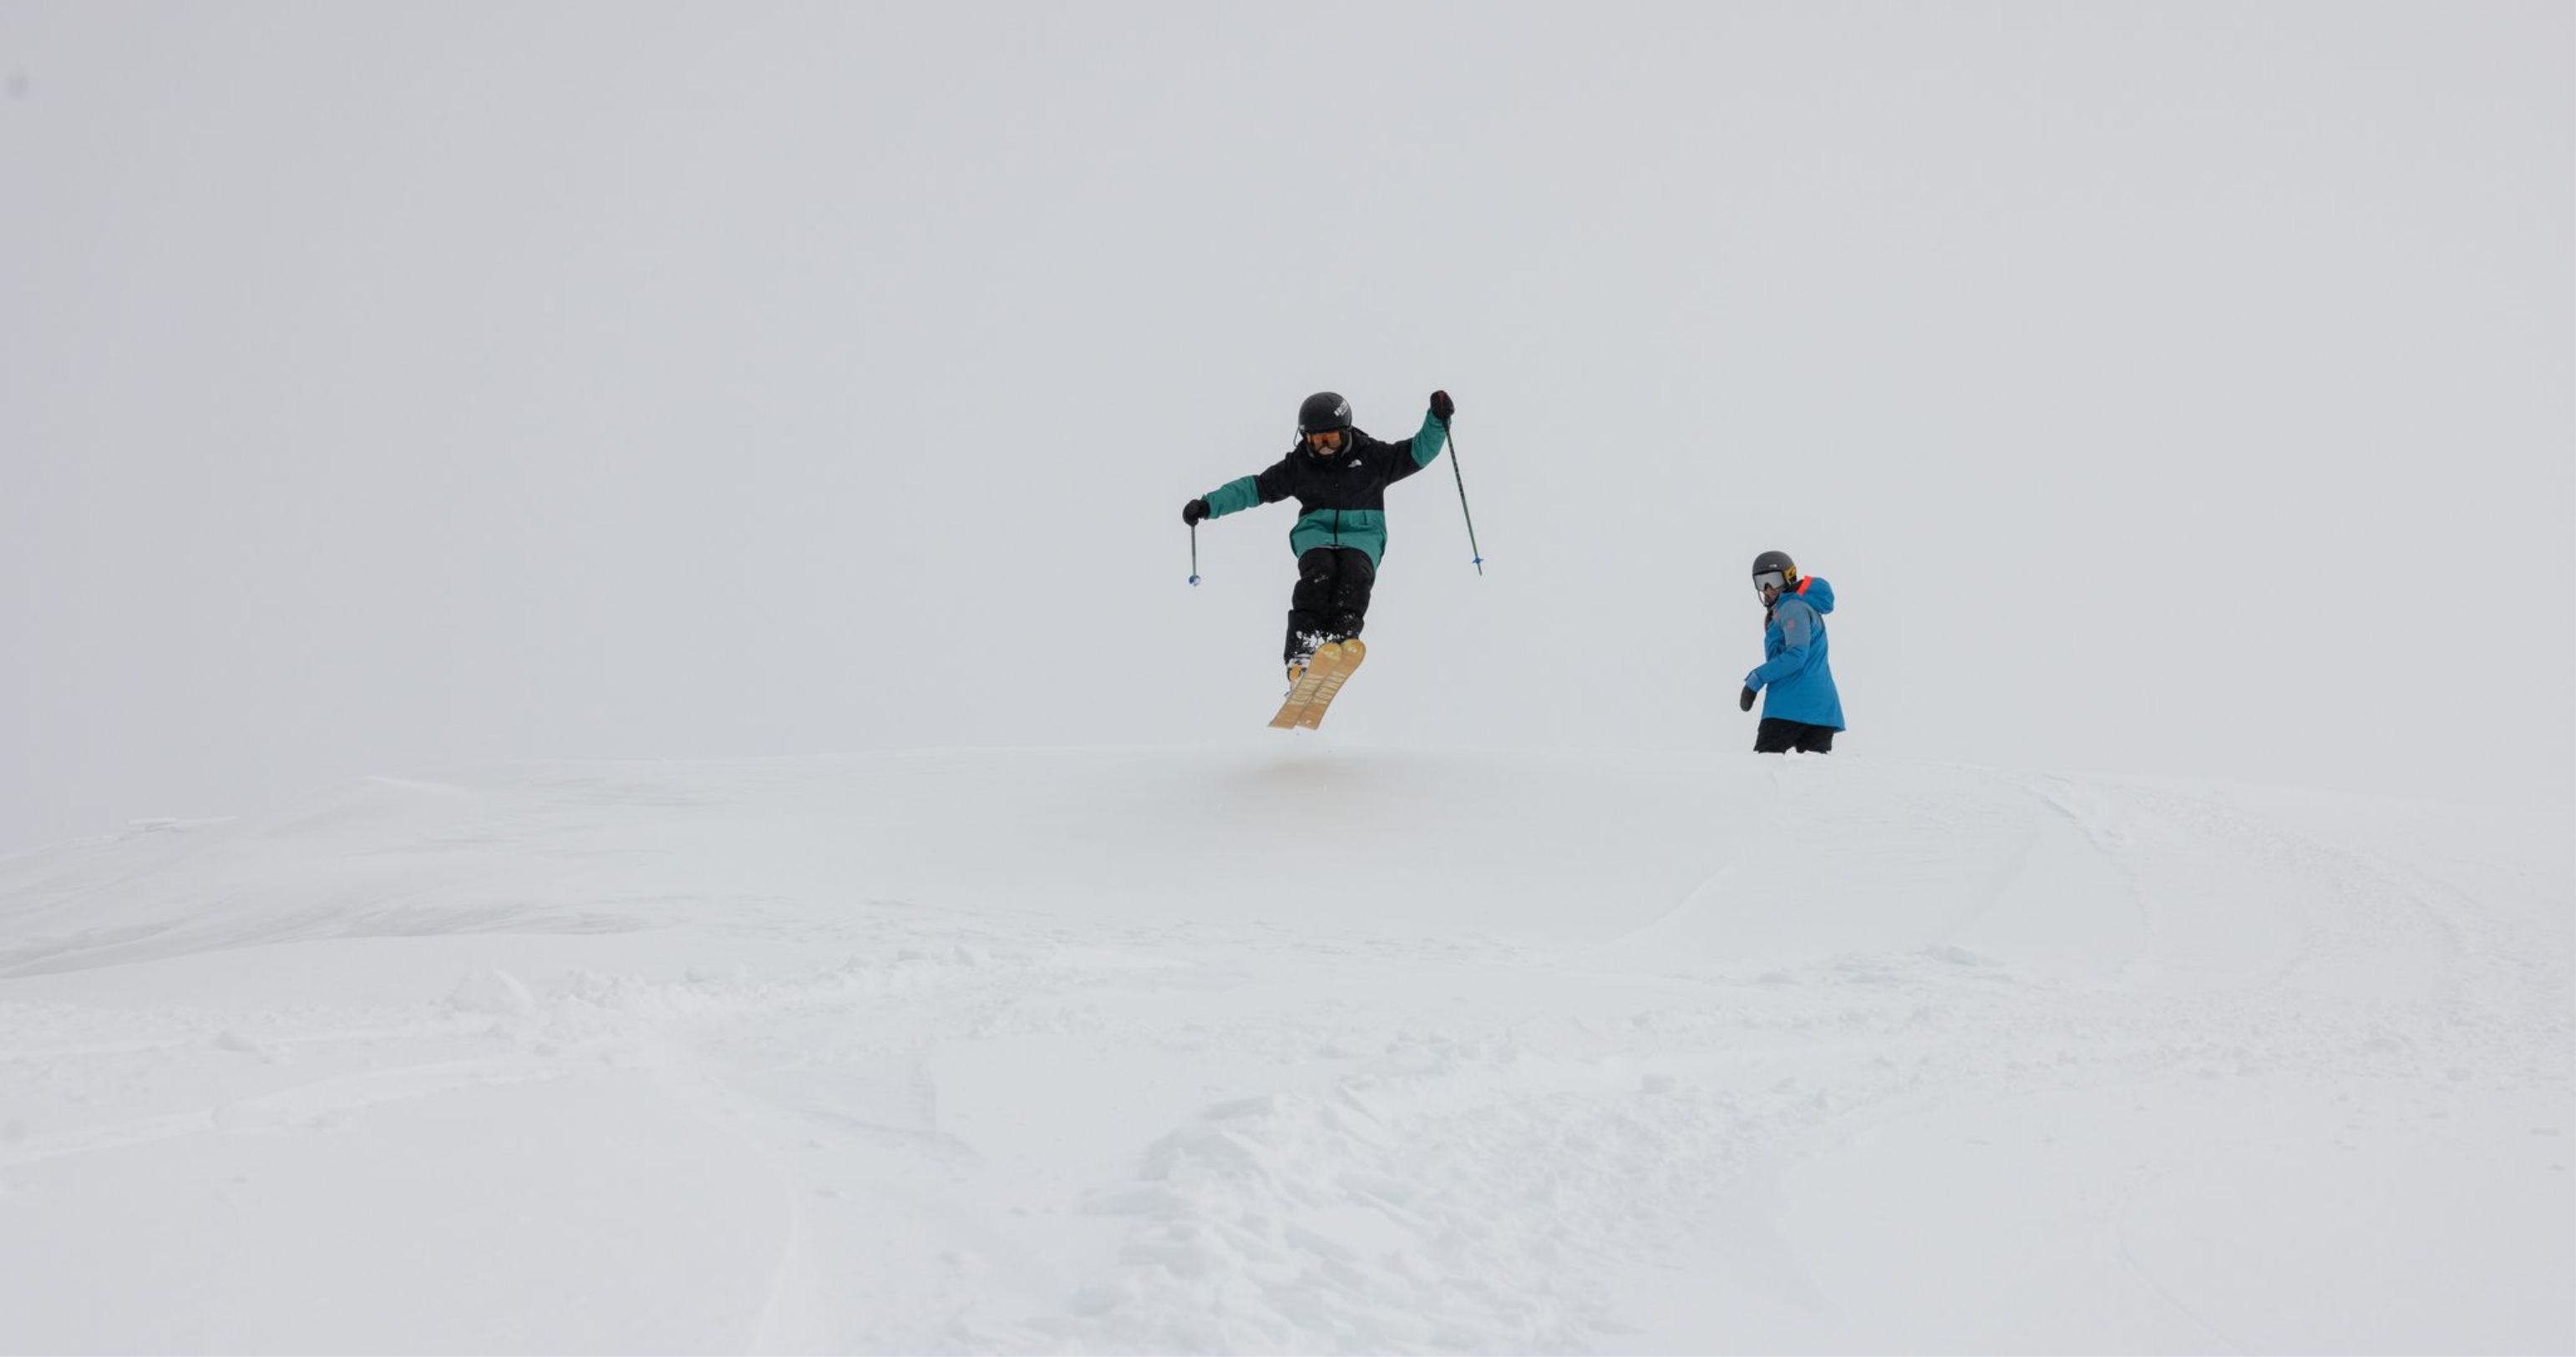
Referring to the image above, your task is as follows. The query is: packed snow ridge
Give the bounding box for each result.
[0,747,2568,1353]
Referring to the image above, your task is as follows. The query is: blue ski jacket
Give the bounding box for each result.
[1747,576,1844,731]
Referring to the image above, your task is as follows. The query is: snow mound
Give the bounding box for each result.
[0,748,2566,1353]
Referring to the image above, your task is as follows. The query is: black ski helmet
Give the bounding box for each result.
[1752,550,1799,592]
[1297,391,1353,436]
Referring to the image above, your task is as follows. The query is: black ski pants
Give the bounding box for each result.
[1284,546,1376,665]
[1754,718,1837,754]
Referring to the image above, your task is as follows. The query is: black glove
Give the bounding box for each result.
[1739,685,1757,712]
[1429,389,1455,423]
[1181,498,1209,527]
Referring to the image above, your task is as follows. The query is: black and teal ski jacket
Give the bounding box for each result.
[1198,408,1449,567]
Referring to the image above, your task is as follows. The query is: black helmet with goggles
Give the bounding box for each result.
[1752,549,1799,599]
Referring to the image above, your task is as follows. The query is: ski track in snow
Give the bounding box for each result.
[0,751,2566,1354]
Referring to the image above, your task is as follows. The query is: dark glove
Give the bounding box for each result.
[1428,389,1455,423]
[1739,685,1757,712]
[1181,498,1209,527]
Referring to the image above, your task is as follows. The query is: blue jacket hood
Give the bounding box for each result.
[1785,576,1834,615]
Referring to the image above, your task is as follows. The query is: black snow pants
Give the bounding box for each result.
[1754,718,1837,754]
[1284,546,1377,666]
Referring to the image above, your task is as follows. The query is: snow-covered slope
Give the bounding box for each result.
[1,749,2568,1353]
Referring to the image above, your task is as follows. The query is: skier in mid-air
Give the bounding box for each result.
[1739,549,1845,752]
[1182,389,1453,707]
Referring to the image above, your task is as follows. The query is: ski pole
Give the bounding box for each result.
[1448,424,1484,575]
[1188,522,1200,586]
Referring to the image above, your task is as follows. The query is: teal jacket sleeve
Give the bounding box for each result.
[1204,453,1296,518]
[1377,408,1449,488]
[1204,475,1262,518]
[1407,408,1448,469]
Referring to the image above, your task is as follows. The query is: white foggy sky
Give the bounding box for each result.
[2,1,2569,851]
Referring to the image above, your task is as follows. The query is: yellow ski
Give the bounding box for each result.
[1295,638,1366,729]
[1267,641,1344,729]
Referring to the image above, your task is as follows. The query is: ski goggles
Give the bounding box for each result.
[1303,429,1345,448]
[1752,570,1789,596]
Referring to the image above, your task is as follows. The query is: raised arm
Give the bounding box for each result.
[1382,392,1453,484]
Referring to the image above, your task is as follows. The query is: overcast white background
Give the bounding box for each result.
[2,2,2568,853]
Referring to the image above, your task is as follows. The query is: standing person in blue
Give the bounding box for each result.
[1739,549,1845,752]
[1182,389,1454,682]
